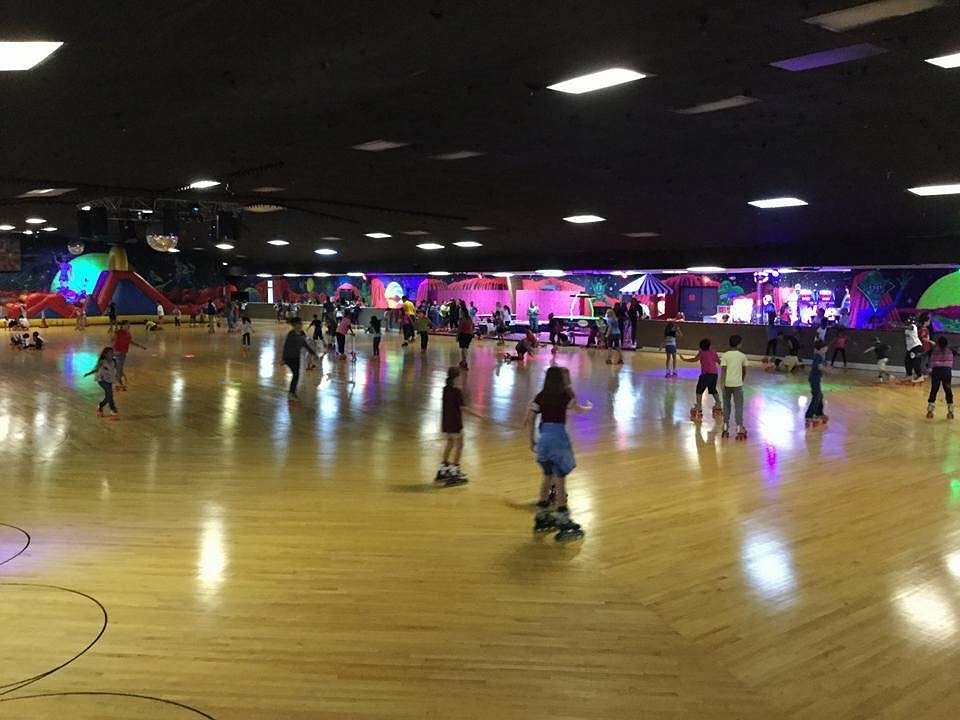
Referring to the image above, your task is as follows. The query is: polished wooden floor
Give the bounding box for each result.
[2,322,959,719]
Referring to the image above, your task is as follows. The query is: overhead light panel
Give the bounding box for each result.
[687,266,726,273]
[25,217,46,224]
[167,248,180,253]
[19,187,75,198]
[430,151,484,160]
[140,209,154,214]
[188,179,220,189]
[537,269,566,277]
[676,95,758,114]
[22,230,33,235]
[771,43,887,72]
[926,52,960,69]
[417,243,445,250]
[428,271,451,276]
[214,242,234,250]
[347,272,365,277]
[313,272,331,277]
[0,224,14,231]
[453,241,482,248]
[221,261,228,266]
[491,272,514,277]
[547,68,646,95]
[256,273,272,278]
[908,184,960,196]
[283,273,301,278]
[80,205,92,211]
[805,0,945,32]
[563,214,605,224]
[748,197,808,208]
[364,232,391,239]
[314,248,338,255]
[41,226,57,232]
[462,225,492,231]
[0,41,63,71]
[267,239,290,246]
[351,139,408,152]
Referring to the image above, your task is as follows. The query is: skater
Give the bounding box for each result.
[904,318,924,383]
[84,347,119,417]
[414,309,432,353]
[367,314,382,359]
[603,308,623,364]
[547,313,562,347]
[528,301,540,335]
[525,366,592,541]
[156,302,165,325]
[627,297,640,347]
[112,321,146,390]
[456,311,474,369]
[282,318,318,400]
[240,316,253,351]
[335,313,353,358]
[107,301,118,331]
[719,334,748,439]
[764,320,779,359]
[863,336,893,382]
[663,322,681,376]
[308,313,324,343]
[436,366,479,485]
[172,306,182,328]
[804,339,828,428]
[830,329,847,367]
[503,328,539,363]
[680,338,721,421]
[926,336,957,419]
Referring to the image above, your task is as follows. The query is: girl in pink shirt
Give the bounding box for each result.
[926,336,957,419]
[680,338,722,420]
[335,316,352,358]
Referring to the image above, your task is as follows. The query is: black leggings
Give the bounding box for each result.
[929,367,954,404]
[831,348,846,365]
[419,330,429,350]
[906,346,923,378]
[336,332,346,355]
[372,336,381,356]
[285,358,301,395]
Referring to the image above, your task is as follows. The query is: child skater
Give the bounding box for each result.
[680,338,722,421]
[863,336,893,383]
[112,321,146,391]
[414,309,432,354]
[719,334,748,439]
[436,366,480,485]
[84,347,119,417]
[456,312,474,369]
[525,366,592,541]
[503,328,539,363]
[367,314,382,359]
[926,336,957,419]
[240,316,253,353]
[335,313,353,359]
[604,308,623,364]
[804,339,829,429]
[830,329,847,368]
[663,322,681,377]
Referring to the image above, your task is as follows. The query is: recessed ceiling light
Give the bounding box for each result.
[0,41,63,71]
[188,179,220,189]
[453,241,482,248]
[246,203,285,213]
[417,242,445,250]
[623,232,661,238]
[41,226,57,232]
[547,68,646,94]
[314,248,338,255]
[687,266,726,273]
[0,224,14,231]
[25,217,46,224]
[313,272,331,277]
[22,230,33,235]
[19,187,75,198]
[770,43,886,72]
[351,139,409,152]
[430,151,484,160]
[563,214,605,224]
[80,205,92,211]
[926,52,960,69]
[214,243,234,250]
[140,208,154,214]
[428,271,451,276]
[676,95,758,115]
[805,0,945,32]
[748,197,808,208]
[256,273,272,278]
[462,225,492,231]
[347,272,365,277]
[491,272,514,277]
[252,186,285,193]
[221,261,228,266]
[365,232,391,239]
[320,236,342,241]
[402,230,430,236]
[283,273,301,278]
[908,184,960,196]
[167,247,180,253]
[537,269,566,277]
[267,239,290,246]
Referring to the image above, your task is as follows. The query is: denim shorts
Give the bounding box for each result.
[536,423,576,477]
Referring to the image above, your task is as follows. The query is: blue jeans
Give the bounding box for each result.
[97,381,117,412]
[805,377,824,418]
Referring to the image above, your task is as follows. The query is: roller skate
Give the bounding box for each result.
[712,406,723,419]
[434,465,451,484]
[805,418,814,430]
[534,508,558,533]
[554,512,585,542]
[689,405,703,422]
[949,405,955,420]
[458,359,468,370]
[721,423,730,439]
[444,466,469,487]
[926,403,935,419]
[735,425,747,441]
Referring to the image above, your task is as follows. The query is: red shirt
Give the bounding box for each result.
[113,329,132,353]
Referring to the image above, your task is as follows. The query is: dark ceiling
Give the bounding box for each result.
[3,1,960,274]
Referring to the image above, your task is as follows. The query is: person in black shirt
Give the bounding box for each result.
[436,366,478,485]
[864,337,893,383]
[627,298,640,348]
[282,318,318,400]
